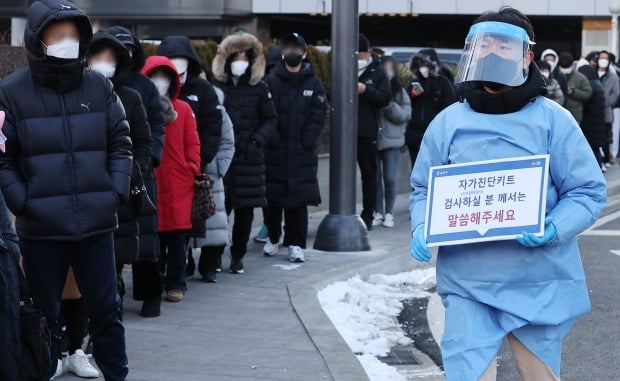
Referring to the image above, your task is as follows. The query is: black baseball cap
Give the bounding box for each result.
[282,33,307,51]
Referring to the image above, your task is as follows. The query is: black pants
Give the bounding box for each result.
[357,137,378,225]
[21,233,128,381]
[131,261,162,301]
[61,298,88,355]
[264,206,308,248]
[225,203,255,260]
[159,231,188,292]
[603,122,613,163]
[198,245,225,276]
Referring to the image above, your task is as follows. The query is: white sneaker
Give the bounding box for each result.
[263,239,279,257]
[64,349,100,378]
[50,359,63,380]
[382,213,394,228]
[602,164,608,173]
[288,246,305,263]
[372,213,384,227]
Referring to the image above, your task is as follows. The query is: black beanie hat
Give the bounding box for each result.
[359,34,370,52]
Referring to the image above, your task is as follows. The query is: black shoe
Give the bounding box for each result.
[140,296,161,318]
[202,271,217,283]
[229,258,244,274]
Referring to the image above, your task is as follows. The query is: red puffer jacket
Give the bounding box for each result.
[142,56,201,232]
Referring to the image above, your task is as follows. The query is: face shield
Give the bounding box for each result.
[455,21,535,87]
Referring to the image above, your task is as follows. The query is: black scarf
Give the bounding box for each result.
[459,62,547,115]
[28,54,84,93]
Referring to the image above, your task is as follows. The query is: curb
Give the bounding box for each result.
[287,247,431,381]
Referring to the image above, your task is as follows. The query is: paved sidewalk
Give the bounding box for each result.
[58,196,417,381]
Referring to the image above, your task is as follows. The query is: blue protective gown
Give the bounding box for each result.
[409,96,607,380]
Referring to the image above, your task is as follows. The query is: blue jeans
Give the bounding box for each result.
[159,231,188,292]
[376,148,400,215]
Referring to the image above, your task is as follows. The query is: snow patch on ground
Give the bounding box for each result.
[318,268,436,380]
[357,354,406,381]
[272,263,302,270]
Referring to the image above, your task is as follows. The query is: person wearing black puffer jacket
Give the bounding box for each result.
[0,1,130,379]
[264,33,327,263]
[578,64,608,168]
[212,32,278,274]
[157,36,222,165]
[406,53,455,169]
[87,32,158,318]
[104,25,166,317]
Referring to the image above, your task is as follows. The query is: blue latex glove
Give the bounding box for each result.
[411,226,432,262]
[516,217,557,248]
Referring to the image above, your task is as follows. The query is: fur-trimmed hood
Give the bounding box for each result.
[212,33,265,86]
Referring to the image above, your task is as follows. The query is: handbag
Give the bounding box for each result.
[192,174,216,222]
[18,266,52,381]
[131,161,156,217]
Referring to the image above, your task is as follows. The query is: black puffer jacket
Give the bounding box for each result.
[358,57,391,139]
[406,73,455,147]
[264,61,327,208]
[88,32,154,263]
[212,33,277,209]
[579,65,608,148]
[0,193,21,381]
[157,36,222,165]
[105,26,163,261]
[0,0,133,241]
[105,26,165,167]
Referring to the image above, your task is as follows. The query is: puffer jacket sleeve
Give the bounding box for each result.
[570,73,592,102]
[144,80,166,167]
[547,110,607,245]
[383,88,412,125]
[301,79,327,149]
[0,193,19,260]
[215,106,235,178]
[129,92,153,170]
[181,103,201,176]
[361,68,391,108]
[197,80,223,164]
[106,82,133,203]
[0,90,27,216]
[250,82,278,147]
[550,80,565,105]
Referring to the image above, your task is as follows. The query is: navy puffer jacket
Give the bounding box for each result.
[0,0,132,241]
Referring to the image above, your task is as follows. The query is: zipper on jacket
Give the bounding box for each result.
[59,95,80,236]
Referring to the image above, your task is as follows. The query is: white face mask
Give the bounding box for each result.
[151,77,171,97]
[599,59,609,69]
[43,38,80,59]
[385,69,395,79]
[541,71,550,79]
[231,61,249,77]
[171,58,189,85]
[545,59,557,72]
[358,59,369,71]
[419,66,430,78]
[90,61,116,79]
[559,67,573,75]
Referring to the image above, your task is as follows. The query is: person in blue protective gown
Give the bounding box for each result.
[409,7,607,381]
